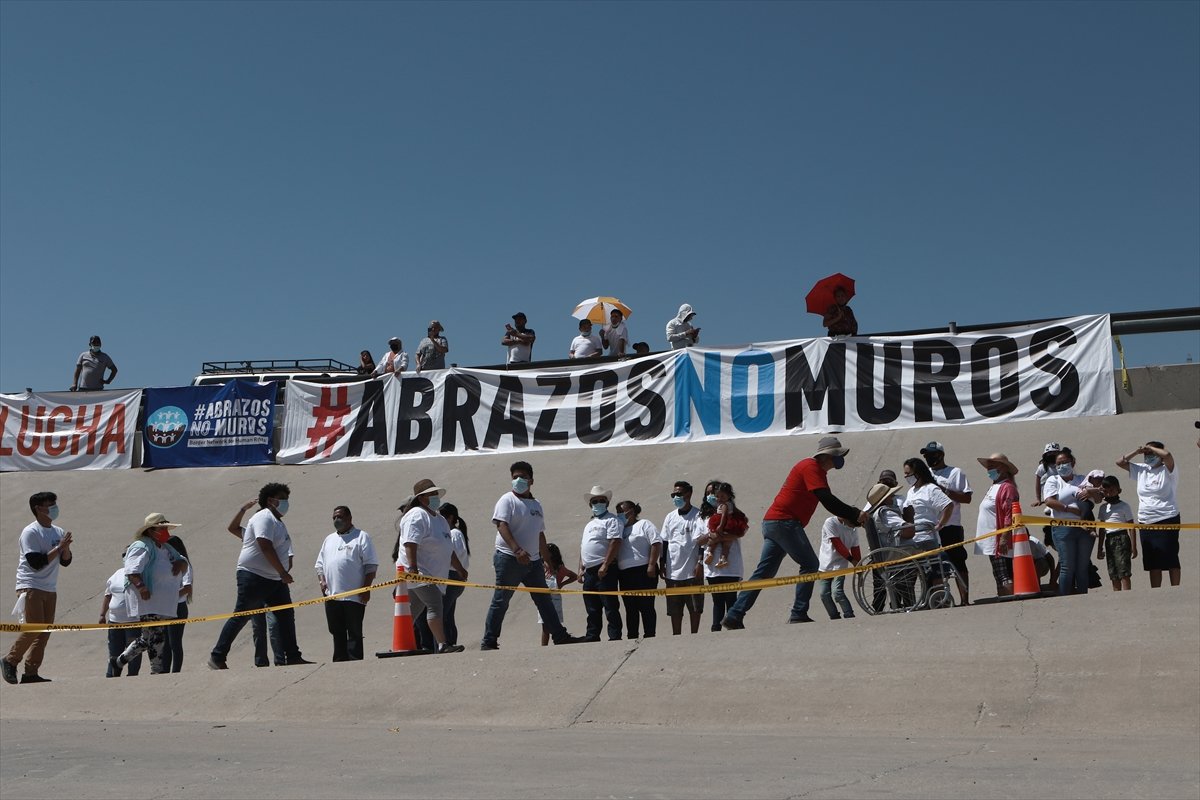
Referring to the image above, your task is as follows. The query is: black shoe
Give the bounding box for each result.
[721,615,745,630]
[1,659,17,685]
[285,656,315,665]
[207,656,228,670]
[552,634,586,645]
[19,674,51,684]
[479,641,499,651]
[787,615,814,624]
[438,643,465,654]
[581,635,601,643]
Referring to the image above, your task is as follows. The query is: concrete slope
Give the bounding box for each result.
[1,408,1197,733]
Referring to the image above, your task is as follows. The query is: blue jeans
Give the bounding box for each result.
[212,570,303,663]
[583,565,622,640]
[482,552,568,646]
[1052,526,1091,595]
[726,519,819,621]
[819,576,854,619]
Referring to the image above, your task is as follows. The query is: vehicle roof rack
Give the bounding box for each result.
[200,358,357,375]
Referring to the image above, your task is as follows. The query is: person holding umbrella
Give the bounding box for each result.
[822,286,857,336]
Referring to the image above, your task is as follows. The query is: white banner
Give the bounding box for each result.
[279,315,1116,464]
[0,389,143,471]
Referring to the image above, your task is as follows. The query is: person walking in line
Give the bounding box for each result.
[3,492,73,685]
[660,481,707,636]
[315,506,378,661]
[722,437,867,630]
[209,483,313,670]
[112,514,188,675]
[398,481,465,654]
[480,461,584,649]
[226,498,286,667]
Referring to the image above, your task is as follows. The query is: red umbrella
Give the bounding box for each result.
[805,273,856,315]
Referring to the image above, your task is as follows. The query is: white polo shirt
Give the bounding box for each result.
[570,333,603,358]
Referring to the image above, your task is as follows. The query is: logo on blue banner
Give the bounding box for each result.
[142,380,275,468]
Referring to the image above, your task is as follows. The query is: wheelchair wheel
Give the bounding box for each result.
[854,547,927,615]
[925,584,955,609]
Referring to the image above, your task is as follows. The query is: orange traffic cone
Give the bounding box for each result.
[375,565,428,658]
[1010,501,1041,597]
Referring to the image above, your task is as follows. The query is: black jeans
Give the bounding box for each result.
[211,570,303,664]
[442,570,465,646]
[324,600,366,661]
[160,601,188,673]
[708,576,740,631]
[617,565,657,638]
[582,565,622,641]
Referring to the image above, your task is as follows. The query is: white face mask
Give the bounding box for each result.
[274,498,289,517]
[426,495,442,512]
[591,502,608,517]
[1145,454,1161,467]
[47,505,60,521]
[905,475,917,487]
[512,477,530,494]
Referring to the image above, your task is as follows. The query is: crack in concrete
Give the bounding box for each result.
[568,641,640,727]
[1012,604,1040,735]
[786,742,986,799]
[236,663,324,722]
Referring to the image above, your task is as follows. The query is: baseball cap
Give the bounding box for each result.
[920,441,945,455]
[1043,442,1062,454]
[512,312,526,320]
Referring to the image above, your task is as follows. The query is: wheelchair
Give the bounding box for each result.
[852,527,964,614]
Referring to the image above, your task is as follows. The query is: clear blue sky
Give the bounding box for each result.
[2,0,1197,393]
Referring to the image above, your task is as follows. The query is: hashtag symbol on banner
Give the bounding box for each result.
[306,386,350,458]
[194,404,206,420]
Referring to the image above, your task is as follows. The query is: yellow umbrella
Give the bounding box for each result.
[571,296,633,324]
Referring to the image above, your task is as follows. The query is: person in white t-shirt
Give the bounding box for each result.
[614,501,662,639]
[817,515,860,620]
[569,319,604,359]
[112,513,188,675]
[399,481,465,654]
[3,491,74,685]
[580,486,625,641]
[921,442,973,605]
[315,506,379,661]
[701,482,748,632]
[1095,476,1136,592]
[481,461,584,649]
[1117,441,1181,588]
[601,309,629,358]
[100,562,142,677]
[209,483,312,670]
[1042,449,1098,596]
[502,312,536,364]
[901,458,954,595]
[660,481,707,635]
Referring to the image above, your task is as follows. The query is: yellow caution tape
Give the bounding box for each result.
[4,518,1193,635]
[1015,515,1198,531]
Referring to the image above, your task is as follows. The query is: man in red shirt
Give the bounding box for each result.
[722,436,867,628]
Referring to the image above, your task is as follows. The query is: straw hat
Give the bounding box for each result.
[411,479,446,499]
[135,512,181,537]
[976,453,1020,476]
[865,483,901,512]
[585,486,614,503]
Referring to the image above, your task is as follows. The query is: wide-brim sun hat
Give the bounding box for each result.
[411,478,446,499]
[135,512,181,537]
[865,483,902,511]
[585,485,614,503]
[814,436,848,458]
[977,453,1020,476]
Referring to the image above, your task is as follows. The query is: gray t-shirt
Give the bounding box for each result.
[76,350,116,389]
[416,336,447,370]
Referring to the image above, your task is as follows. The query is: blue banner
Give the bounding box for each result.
[142,380,274,468]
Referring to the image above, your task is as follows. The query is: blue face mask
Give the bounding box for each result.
[47,505,60,521]
[512,477,530,494]
[672,496,686,509]
[832,455,845,470]
[275,498,289,517]
[591,502,608,517]
[705,494,718,507]
[987,468,1001,481]
[426,495,442,512]
[1056,464,1073,477]
[1145,455,1161,467]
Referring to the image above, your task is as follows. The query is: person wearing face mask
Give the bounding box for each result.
[614,501,662,639]
[579,487,624,641]
[314,506,379,661]
[71,334,118,391]
[3,492,73,685]
[1041,449,1095,596]
[722,437,869,630]
[481,462,585,650]
[660,481,707,635]
[398,481,465,654]
[415,320,449,372]
[974,453,1021,598]
[110,514,189,675]
[373,336,408,378]
[209,483,313,670]
[1095,476,1136,592]
[920,442,973,605]
[1117,441,1181,588]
